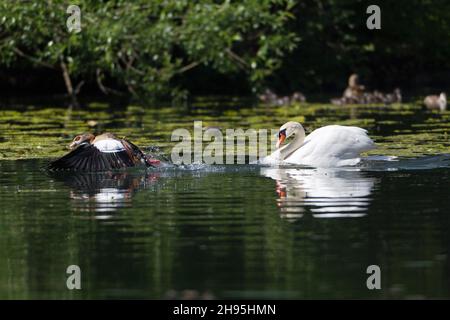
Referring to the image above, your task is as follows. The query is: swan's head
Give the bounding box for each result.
[69,133,95,150]
[276,121,304,149]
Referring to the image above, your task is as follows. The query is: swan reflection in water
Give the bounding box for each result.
[50,171,160,214]
[261,167,376,221]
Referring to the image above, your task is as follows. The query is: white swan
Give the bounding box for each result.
[265,121,375,167]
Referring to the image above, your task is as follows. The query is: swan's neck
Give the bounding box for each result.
[278,126,306,160]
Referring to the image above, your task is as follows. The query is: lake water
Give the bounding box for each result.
[0,99,449,299]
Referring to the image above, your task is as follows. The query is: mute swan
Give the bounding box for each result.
[48,133,160,171]
[266,122,375,167]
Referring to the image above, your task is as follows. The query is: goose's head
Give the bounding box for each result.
[276,121,305,149]
[69,133,95,150]
[348,74,359,86]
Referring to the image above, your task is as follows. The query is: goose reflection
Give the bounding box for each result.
[261,167,376,221]
[50,171,160,214]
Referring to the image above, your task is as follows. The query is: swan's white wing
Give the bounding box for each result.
[304,125,375,156]
[285,125,375,167]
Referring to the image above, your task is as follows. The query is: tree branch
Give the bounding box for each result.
[60,59,79,106]
[60,60,74,96]
[74,81,85,95]
[96,68,124,95]
[13,47,54,69]
[225,49,249,70]
[177,61,201,74]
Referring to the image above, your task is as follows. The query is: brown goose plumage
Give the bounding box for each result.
[48,133,159,171]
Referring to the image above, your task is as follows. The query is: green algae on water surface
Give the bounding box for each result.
[0,101,449,160]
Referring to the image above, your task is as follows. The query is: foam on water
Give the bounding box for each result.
[150,153,450,175]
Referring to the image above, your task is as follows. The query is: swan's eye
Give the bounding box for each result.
[74,136,81,141]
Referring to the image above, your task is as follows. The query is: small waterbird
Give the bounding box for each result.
[423,93,447,111]
[47,133,160,171]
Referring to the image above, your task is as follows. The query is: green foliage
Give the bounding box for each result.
[275,0,450,93]
[2,0,448,98]
[0,0,297,99]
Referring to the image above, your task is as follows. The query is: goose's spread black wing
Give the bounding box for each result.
[122,138,156,167]
[47,143,137,171]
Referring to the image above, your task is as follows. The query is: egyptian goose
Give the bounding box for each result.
[343,74,365,101]
[331,74,402,105]
[424,93,447,111]
[47,133,159,171]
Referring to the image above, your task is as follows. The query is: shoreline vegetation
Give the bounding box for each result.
[0,100,448,161]
[1,1,449,103]
[0,1,449,161]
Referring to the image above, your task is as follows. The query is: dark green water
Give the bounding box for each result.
[0,156,450,299]
[0,100,450,299]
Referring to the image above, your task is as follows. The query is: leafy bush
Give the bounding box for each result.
[0,0,298,100]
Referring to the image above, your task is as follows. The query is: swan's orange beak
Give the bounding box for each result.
[276,131,286,149]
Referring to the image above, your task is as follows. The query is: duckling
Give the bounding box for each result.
[259,89,306,106]
[290,91,306,103]
[258,89,278,104]
[424,93,447,111]
[330,97,345,106]
[332,74,365,105]
[394,88,402,103]
[48,133,160,171]
[383,89,401,105]
[276,96,291,106]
